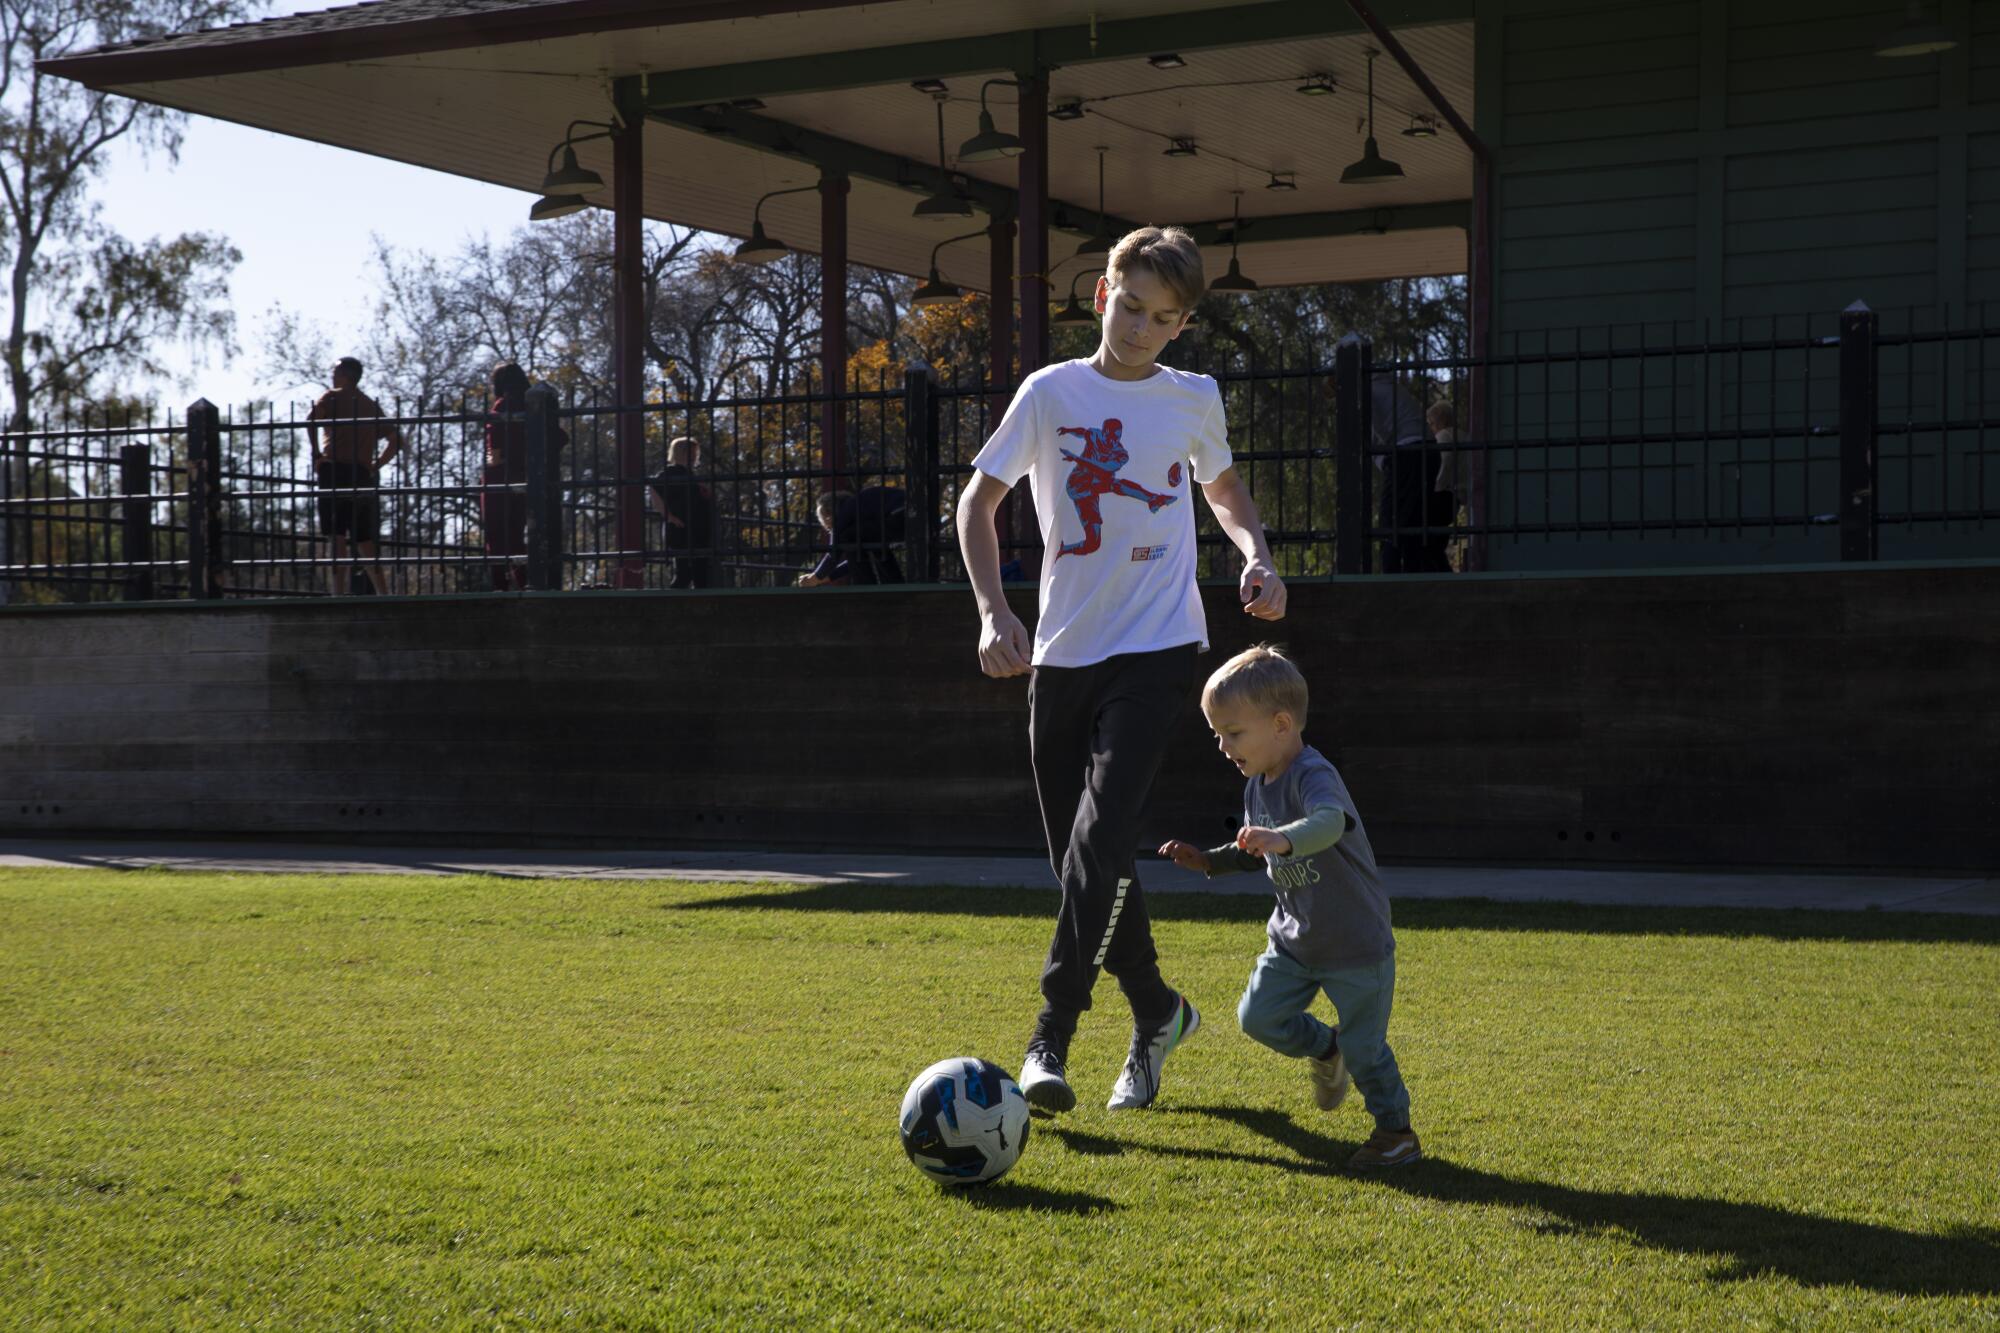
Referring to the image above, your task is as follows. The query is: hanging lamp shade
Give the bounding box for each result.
[957,109,1023,162]
[912,268,962,306]
[913,189,974,220]
[529,193,588,222]
[1052,293,1096,327]
[732,218,790,265]
[1876,2,1955,55]
[1208,254,1258,292]
[1341,137,1404,184]
[1343,50,1405,185]
[540,145,604,197]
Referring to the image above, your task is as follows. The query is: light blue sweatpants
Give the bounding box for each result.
[1236,944,1412,1131]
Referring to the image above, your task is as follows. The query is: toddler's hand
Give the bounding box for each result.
[1236,825,1292,858]
[1157,839,1210,873]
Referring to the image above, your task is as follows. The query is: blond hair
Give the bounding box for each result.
[1426,400,1456,431]
[1107,225,1206,313]
[1202,645,1309,727]
[667,436,699,468]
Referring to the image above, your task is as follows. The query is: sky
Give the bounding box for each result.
[95,114,539,414]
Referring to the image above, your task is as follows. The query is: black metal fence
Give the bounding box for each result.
[3,301,1996,604]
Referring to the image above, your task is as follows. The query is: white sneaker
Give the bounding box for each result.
[1019,1047,1076,1113]
[1308,1032,1350,1112]
[1107,994,1201,1110]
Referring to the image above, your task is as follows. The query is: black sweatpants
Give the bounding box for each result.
[1028,643,1200,1028]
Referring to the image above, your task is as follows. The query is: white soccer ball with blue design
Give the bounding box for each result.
[898,1057,1031,1187]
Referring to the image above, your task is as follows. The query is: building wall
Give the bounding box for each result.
[1476,0,2000,568]
[3,572,1995,873]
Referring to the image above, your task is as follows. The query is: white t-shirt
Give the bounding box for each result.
[972,358,1234,668]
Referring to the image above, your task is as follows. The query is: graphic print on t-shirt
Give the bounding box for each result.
[1167,461,1183,488]
[1053,417,1178,559]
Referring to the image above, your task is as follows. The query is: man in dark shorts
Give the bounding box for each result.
[306,356,403,595]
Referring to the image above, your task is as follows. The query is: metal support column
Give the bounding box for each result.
[613,76,647,588]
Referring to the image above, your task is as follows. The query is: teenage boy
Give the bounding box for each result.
[956,225,1287,1113]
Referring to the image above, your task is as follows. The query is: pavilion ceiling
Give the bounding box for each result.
[50,0,1473,293]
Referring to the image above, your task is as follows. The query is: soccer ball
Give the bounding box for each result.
[898,1057,1031,1187]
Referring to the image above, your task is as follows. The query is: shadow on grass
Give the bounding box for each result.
[666,882,2000,945]
[1041,1106,1999,1296]
[952,1180,1118,1215]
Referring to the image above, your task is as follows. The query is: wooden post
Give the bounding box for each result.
[613,77,647,589]
[1838,301,1878,562]
[1334,334,1371,575]
[185,399,221,599]
[119,443,154,602]
[987,211,1018,554]
[904,360,939,582]
[524,384,563,591]
[821,169,851,486]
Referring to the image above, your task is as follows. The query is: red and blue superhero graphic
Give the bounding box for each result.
[1053,418,1179,559]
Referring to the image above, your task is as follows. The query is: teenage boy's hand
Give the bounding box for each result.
[1158,840,1211,873]
[1241,560,1287,620]
[978,609,1033,678]
[1237,825,1293,858]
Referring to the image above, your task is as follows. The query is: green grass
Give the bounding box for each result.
[2,868,1997,1329]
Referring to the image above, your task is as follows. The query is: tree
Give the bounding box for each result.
[1,0,254,602]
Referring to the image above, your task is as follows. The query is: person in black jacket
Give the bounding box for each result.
[650,436,715,589]
[798,486,907,586]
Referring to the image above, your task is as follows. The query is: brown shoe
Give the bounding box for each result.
[1349,1127,1422,1169]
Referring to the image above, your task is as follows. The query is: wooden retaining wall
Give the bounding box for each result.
[3,565,1995,872]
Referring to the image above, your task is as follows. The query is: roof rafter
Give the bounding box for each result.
[645,0,1470,110]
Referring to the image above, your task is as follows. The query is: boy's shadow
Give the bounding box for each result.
[1046,1105,1999,1296]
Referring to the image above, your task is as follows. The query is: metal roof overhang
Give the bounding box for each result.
[43,0,1475,294]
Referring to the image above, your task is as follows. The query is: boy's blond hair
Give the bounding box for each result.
[1107,225,1206,314]
[1202,645,1309,728]
[1426,400,1455,431]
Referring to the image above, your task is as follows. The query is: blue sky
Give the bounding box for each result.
[95,112,537,413]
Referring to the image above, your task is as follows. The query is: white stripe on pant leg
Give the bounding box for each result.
[1092,878,1131,966]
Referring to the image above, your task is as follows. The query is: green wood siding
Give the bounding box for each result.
[1480,0,2000,567]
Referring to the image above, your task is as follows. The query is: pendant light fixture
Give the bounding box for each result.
[1876,0,1956,56]
[529,119,613,221]
[732,184,817,264]
[913,229,988,306]
[1075,147,1114,258]
[957,79,1025,162]
[1208,193,1258,293]
[1052,270,1098,327]
[1341,49,1405,185]
[913,94,974,221]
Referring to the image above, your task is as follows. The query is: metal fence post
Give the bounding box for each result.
[524,384,563,591]
[904,359,939,582]
[185,399,221,599]
[1334,332,1373,574]
[1838,300,1878,562]
[119,443,154,602]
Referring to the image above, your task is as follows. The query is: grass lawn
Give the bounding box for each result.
[2,867,1997,1329]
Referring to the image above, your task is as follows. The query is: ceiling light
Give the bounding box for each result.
[1163,137,1198,158]
[1148,53,1186,69]
[731,183,816,264]
[913,228,986,305]
[914,96,974,221]
[539,144,603,197]
[1208,193,1258,292]
[1402,114,1440,138]
[528,193,588,222]
[1876,1,1956,55]
[1296,73,1336,96]
[1050,99,1086,121]
[1052,271,1097,327]
[1074,147,1114,258]
[957,80,1024,162]
[1266,171,1297,191]
[911,78,948,94]
[730,97,766,111]
[1341,50,1404,185]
